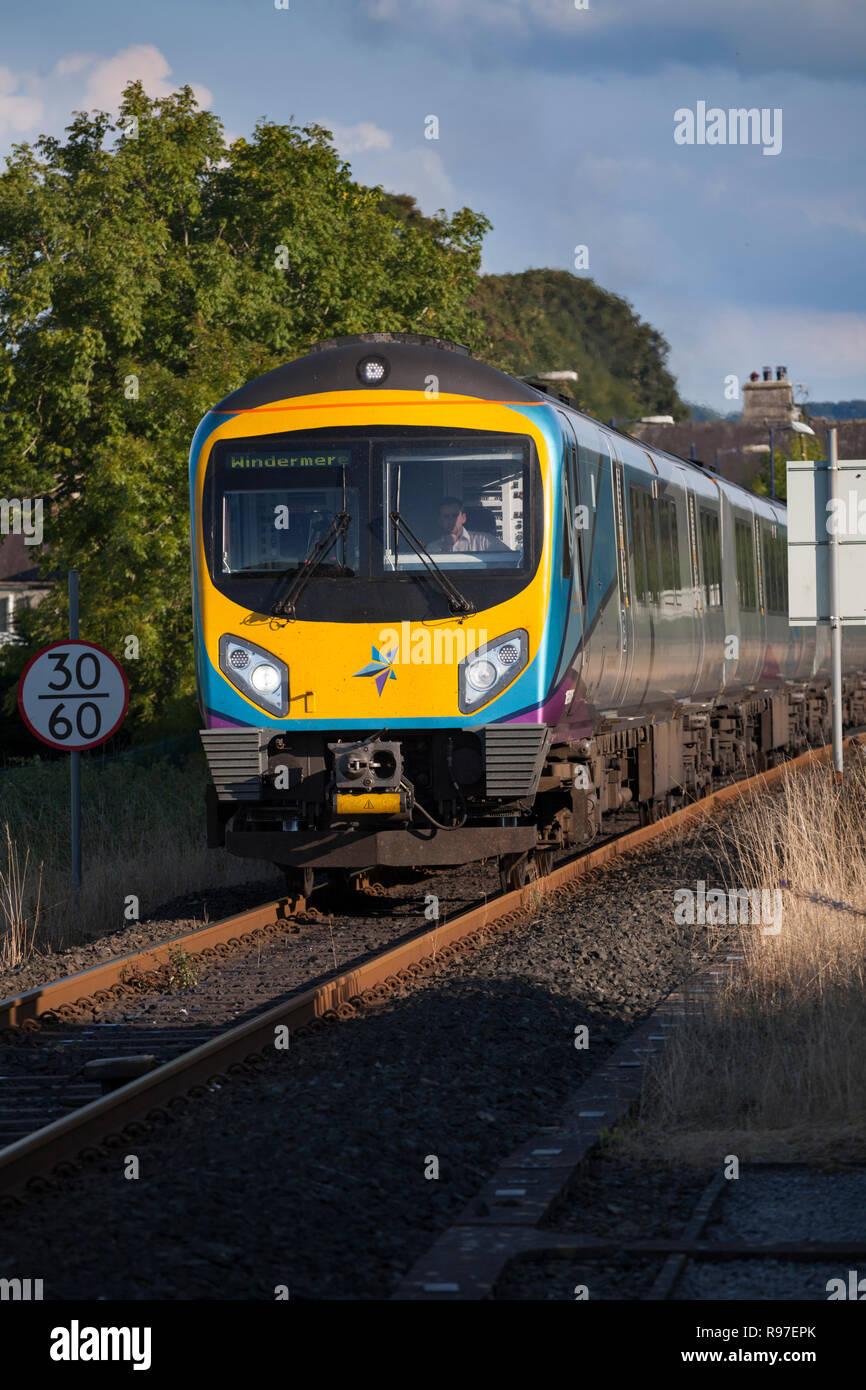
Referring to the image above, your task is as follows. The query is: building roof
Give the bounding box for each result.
[0,532,45,583]
[623,418,866,490]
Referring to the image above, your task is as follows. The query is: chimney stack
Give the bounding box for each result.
[743,363,796,424]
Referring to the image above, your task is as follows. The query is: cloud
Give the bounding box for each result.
[52,54,97,79]
[353,145,455,210]
[665,302,866,404]
[80,45,211,113]
[355,0,866,78]
[0,46,214,155]
[325,120,393,155]
[0,66,43,137]
[802,204,866,240]
[312,114,454,211]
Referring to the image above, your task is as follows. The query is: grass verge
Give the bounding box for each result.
[620,746,866,1164]
[0,751,279,967]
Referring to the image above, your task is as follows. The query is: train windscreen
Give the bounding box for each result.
[204,427,541,619]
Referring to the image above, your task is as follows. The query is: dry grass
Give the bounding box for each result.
[621,747,866,1165]
[0,823,41,969]
[0,752,280,969]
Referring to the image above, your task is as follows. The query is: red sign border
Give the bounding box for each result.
[17,639,130,752]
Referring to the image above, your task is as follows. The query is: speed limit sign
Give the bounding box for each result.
[18,640,129,751]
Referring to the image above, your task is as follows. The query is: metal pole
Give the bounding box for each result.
[769,427,775,500]
[827,428,844,783]
[69,571,82,892]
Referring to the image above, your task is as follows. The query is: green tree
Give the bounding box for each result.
[472,268,686,422]
[751,429,826,503]
[0,84,490,734]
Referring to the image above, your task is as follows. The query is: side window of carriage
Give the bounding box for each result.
[699,507,723,608]
[734,516,757,610]
[627,483,661,604]
[658,493,682,606]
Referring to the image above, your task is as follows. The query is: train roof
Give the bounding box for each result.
[211,334,785,518]
[212,333,544,413]
[552,394,786,518]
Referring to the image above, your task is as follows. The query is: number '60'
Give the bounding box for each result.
[48,702,102,739]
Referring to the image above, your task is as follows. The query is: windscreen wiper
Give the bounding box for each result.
[389,510,476,615]
[272,511,351,618]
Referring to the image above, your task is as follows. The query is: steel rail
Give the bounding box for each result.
[2,732,862,1201]
[0,898,297,1031]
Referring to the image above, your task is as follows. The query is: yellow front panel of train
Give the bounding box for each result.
[194,391,552,723]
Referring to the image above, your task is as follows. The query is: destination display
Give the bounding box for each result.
[227,451,351,469]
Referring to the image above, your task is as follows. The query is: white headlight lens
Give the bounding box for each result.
[251,663,280,693]
[466,659,497,691]
[357,354,389,384]
[457,629,528,714]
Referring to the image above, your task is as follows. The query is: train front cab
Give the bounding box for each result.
[191,380,565,889]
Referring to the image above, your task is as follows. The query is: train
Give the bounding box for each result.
[189,333,866,896]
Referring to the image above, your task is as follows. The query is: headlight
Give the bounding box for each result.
[250,663,280,693]
[357,354,389,385]
[219,635,289,716]
[465,659,497,691]
[458,629,529,713]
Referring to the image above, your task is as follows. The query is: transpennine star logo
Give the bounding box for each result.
[353,645,397,697]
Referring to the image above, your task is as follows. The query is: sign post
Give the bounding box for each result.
[827,429,844,781]
[786,433,866,783]
[17,582,129,893]
[69,571,82,892]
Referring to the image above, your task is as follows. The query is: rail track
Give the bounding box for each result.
[1,732,862,1213]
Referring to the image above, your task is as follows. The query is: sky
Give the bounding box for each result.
[1,0,864,408]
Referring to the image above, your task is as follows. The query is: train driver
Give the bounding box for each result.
[429,497,511,553]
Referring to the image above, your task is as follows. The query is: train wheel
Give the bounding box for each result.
[499,853,529,893]
[535,849,554,879]
[280,866,314,900]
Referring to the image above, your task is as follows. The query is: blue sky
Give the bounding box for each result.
[2,0,864,407]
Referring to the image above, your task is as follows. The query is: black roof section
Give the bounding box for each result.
[211,333,543,412]
[208,335,781,510]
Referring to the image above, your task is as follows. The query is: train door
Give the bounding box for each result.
[683,489,711,700]
[674,467,703,696]
[605,439,634,710]
[569,421,622,714]
[558,414,586,679]
[732,505,762,685]
[695,493,726,700]
[754,514,767,666]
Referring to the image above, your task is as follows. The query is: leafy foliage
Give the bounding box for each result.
[1,86,686,741]
[473,268,686,423]
[751,430,825,503]
[0,84,490,730]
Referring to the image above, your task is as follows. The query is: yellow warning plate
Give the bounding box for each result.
[335,792,401,815]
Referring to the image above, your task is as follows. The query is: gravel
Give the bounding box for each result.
[494,1162,866,1301]
[0,877,283,1002]
[0,824,736,1300]
[674,1165,866,1301]
[495,1156,709,1300]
